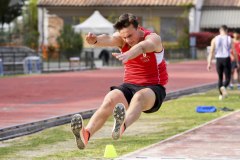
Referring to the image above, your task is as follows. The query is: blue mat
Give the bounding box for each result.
[196,106,217,113]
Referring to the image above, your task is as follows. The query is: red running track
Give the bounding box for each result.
[0,60,217,128]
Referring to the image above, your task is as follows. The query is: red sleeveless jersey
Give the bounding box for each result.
[234,42,240,61]
[120,27,168,86]
[231,41,240,61]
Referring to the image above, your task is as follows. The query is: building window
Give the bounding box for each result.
[160,18,177,42]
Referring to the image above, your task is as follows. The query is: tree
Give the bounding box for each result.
[57,25,83,60]
[22,0,39,50]
[177,4,193,49]
[0,0,24,28]
[0,0,25,44]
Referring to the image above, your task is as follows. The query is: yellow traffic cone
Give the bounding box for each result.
[104,144,118,158]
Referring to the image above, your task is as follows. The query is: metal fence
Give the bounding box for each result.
[42,48,122,72]
[0,47,194,76]
[0,47,37,75]
[164,48,194,60]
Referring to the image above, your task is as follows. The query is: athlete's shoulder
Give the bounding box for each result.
[215,35,221,39]
[139,27,152,33]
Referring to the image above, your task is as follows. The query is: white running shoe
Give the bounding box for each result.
[112,103,126,140]
[219,95,223,100]
[220,86,228,98]
[71,114,89,149]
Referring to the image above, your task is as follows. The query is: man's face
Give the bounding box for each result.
[219,28,224,34]
[233,33,239,39]
[119,24,139,47]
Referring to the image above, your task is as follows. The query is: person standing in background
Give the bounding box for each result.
[207,25,239,100]
[229,31,240,90]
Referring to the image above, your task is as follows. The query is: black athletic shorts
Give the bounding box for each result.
[231,61,240,70]
[110,83,166,113]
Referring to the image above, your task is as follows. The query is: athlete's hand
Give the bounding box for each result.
[112,52,130,63]
[237,63,240,70]
[207,63,211,71]
[86,32,97,45]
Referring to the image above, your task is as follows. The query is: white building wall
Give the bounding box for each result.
[189,0,204,32]
[38,7,48,47]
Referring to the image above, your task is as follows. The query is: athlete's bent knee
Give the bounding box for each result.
[132,91,145,103]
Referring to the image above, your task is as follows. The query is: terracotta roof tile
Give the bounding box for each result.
[38,0,194,7]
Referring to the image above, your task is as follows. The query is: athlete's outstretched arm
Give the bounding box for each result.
[114,33,163,63]
[86,32,123,48]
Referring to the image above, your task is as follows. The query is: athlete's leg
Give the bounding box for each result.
[216,58,224,94]
[71,89,128,149]
[223,57,231,87]
[237,62,240,89]
[229,61,235,89]
[111,85,165,140]
[86,89,128,136]
[124,88,156,128]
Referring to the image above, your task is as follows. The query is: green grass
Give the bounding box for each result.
[0,89,239,160]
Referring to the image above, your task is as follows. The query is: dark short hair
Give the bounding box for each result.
[113,13,138,31]
[220,25,228,32]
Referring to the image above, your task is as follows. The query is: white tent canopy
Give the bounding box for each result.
[74,11,114,34]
